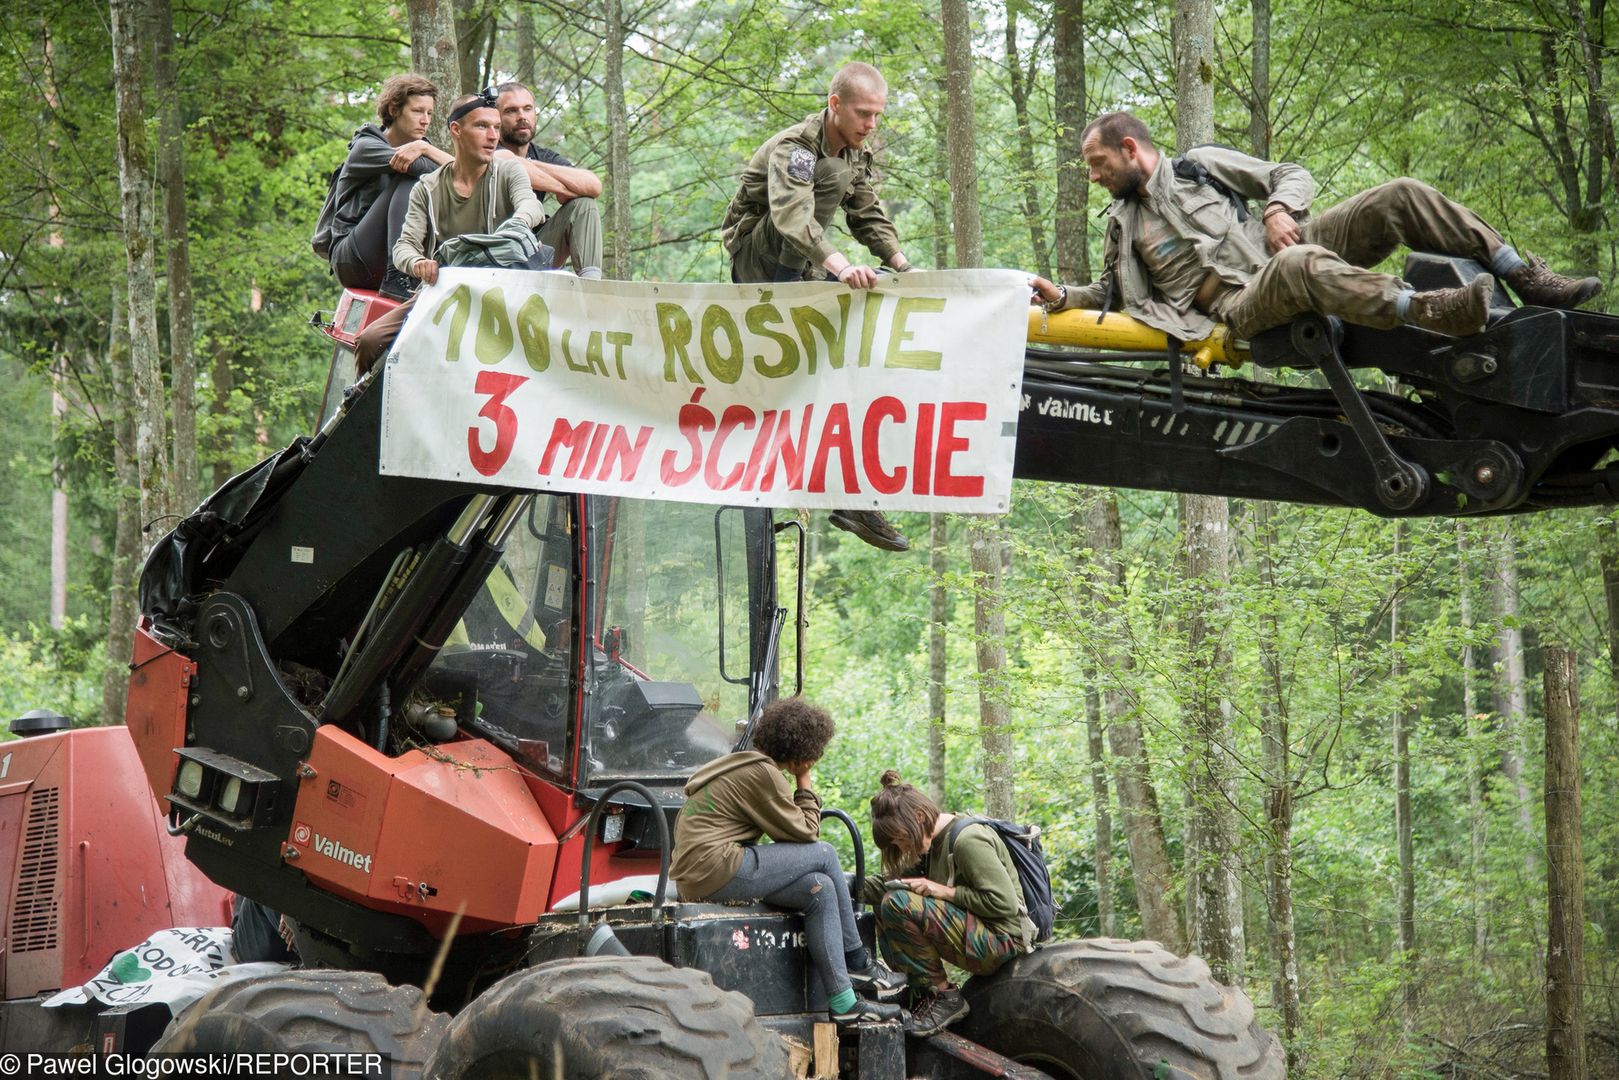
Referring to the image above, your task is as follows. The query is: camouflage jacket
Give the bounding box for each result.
[1058,145,1315,340]
[720,109,902,270]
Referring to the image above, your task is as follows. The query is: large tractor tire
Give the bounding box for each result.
[957,938,1286,1080]
[151,969,449,1078]
[422,955,790,1079]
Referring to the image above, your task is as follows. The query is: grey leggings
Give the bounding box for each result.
[709,840,860,995]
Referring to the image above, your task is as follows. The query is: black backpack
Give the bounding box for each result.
[945,815,1055,942]
[310,158,345,261]
[1171,147,1251,223]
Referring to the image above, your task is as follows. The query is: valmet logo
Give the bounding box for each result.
[293,820,375,874]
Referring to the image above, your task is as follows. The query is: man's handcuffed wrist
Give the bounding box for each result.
[1042,284,1068,313]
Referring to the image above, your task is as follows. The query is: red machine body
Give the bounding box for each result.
[0,727,231,1000]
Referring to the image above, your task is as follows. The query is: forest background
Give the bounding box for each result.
[2,0,1617,1076]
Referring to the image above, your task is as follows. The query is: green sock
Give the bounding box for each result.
[828,986,858,1013]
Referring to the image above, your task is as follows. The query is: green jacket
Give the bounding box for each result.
[721,109,902,272]
[1058,144,1315,340]
[671,751,821,900]
[863,818,1037,947]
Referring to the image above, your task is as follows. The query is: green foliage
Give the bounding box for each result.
[0,619,106,731]
[0,1,1616,1074]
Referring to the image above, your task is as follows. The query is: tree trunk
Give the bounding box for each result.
[969,518,1015,821]
[407,0,462,144]
[1004,5,1049,278]
[1084,672,1114,937]
[1052,0,1089,282]
[931,78,951,270]
[515,7,535,84]
[150,0,198,513]
[1178,492,1243,981]
[1087,493,1186,951]
[1173,0,1215,151]
[1458,521,1488,964]
[603,0,633,279]
[209,340,235,490]
[1602,517,1619,697]
[1248,0,1271,157]
[1489,520,1540,879]
[1253,500,1300,1054]
[50,358,68,629]
[112,0,174,535]
[941,0,983,268]
[1542,647,1586,1080]
[1599,515,1619,940]
[453,0,490,95]
[1392,524,1417,1013]
[928,514,950,806]
[104,289,140,727]
[942,0,1006,819]
[1172,0,1237,979]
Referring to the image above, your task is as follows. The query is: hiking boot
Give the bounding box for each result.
[1504,252,1601,310]
[849,957,909,1001]
[831,998,906,1026]
[905,986,969,1037]
[1407,273,1494,337]
[828,510,910,552]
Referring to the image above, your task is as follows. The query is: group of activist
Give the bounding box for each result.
[318,61,1604,553]
[669,696,1044,1035]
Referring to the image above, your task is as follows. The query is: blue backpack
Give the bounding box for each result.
[945,816,1055,943]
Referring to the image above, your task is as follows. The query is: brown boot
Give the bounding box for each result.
[828,510,909,552]
[1503,252,1601,309]
[1407,273,1495,337]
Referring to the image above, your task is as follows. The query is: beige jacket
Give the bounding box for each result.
[1059,144,1315,340]
[392,158,544,274]
[671,751,822,900]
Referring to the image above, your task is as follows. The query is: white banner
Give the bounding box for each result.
[43,926,289,1011]
[379,269,1029,513]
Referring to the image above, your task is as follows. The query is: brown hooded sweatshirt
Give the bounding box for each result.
[671,750,822,900]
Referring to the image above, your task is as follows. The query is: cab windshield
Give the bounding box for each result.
[424,495,766,787]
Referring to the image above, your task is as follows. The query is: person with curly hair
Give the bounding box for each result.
[671,697,906,1024]
[864,770,1037,1036]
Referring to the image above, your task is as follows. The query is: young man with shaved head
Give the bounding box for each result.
[721,62,919,552]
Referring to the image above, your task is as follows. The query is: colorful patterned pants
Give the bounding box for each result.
[874,888,1020,985]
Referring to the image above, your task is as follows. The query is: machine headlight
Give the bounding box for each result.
[177,760,205,799]
[217,776,247,816]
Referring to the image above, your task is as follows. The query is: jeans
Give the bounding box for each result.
[708,840,861,994]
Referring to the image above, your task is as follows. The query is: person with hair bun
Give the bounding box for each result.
[670,697,907,1025]
[865,770,1037,1036]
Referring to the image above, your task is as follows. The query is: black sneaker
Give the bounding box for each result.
[378,265,416,301]
[905,986,968,1037]
[828,509,910,552]
[831,998,905,1026]
[849,958,909,1001]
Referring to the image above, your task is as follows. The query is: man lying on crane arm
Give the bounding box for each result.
[1029,111,1603,342]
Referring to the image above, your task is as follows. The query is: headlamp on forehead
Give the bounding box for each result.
[448,92,498,126]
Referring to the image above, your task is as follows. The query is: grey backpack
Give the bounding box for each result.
[436,218,554,271]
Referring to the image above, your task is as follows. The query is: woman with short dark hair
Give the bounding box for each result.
[866,771,1037,1036]
[671,698,905,1024]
